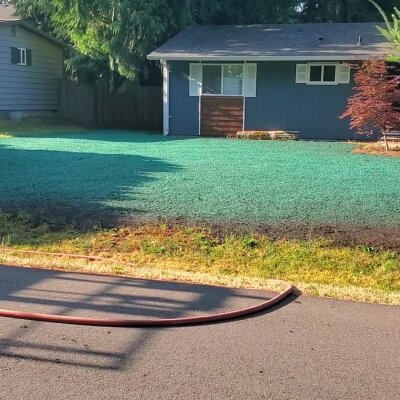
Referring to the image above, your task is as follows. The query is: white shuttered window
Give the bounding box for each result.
[296,63,351,85]
[189,63,257,97]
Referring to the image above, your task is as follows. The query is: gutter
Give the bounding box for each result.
[148,54,384,62]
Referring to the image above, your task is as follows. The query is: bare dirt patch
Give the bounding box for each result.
[2,200,399,251]
[353,141,400,157]
[121,217,400,252]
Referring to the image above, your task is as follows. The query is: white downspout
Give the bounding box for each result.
[243,61,246,131]
[198,61,202,136]
[162,59,170,135]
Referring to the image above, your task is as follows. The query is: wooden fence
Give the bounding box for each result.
[60,80,163,131]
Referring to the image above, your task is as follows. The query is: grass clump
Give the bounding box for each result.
[0,214,399,305]
[0,117,83,137]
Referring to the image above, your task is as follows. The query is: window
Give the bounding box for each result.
[223,65,243,95]
[296,63,351,85]
[202,64,244,95]
[189,63,257,97]
[309,64,336,84]
[11,47,31,66]
[309,65,323,82]
[17,48,26,65]
[202,65,221,94]
[323,65,336,82]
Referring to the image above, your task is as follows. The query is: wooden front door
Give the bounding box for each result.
[200,96,244,137]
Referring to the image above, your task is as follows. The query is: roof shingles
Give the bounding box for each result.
[148,23,392,60]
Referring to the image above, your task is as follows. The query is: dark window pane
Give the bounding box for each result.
[309,65,322,82]
[203,65,221,94]
[323,66,336,82]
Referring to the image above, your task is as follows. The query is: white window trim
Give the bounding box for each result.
[305,63,339,85]
[201,63,244,96]
[17,47,27,66]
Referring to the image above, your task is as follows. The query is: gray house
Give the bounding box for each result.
[0,4,64,118]
[148,23,392,139]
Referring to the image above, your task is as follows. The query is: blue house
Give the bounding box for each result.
[0,3,64,119]
[148,23,391,139]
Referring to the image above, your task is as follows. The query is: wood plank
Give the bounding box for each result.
[201,96,243,137]
[202,116,244,123]
[201,125,242,131]
[202,112,244,118]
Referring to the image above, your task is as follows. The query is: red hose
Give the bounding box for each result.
[0,248,294,328]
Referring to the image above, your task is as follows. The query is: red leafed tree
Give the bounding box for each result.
[341,58,400,151]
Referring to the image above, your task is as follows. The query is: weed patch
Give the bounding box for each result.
[0,215,398,304]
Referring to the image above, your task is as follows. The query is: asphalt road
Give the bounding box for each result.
[0,265,399,400]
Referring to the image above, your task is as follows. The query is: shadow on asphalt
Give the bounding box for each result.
[0,266,296,371]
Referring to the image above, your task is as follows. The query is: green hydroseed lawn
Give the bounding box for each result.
[1,130,399,226]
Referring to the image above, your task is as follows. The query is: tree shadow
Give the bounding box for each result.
[0,265,295,371]
[12,130,200,143]
[0,139,181,228]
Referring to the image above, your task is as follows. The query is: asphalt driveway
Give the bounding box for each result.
[0,265,399,400]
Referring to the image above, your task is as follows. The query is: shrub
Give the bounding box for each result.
[340,59,400,152]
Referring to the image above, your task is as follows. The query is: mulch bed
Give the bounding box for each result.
[235,130,299,140]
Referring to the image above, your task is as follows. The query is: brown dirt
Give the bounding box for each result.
[121,217,400,252]
[2,201,399,252]
[353,142,400,157]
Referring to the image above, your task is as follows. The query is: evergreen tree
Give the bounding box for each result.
[299,0,399,23]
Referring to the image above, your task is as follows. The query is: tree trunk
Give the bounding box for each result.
[109,5,116,93]
[109,57,115,93]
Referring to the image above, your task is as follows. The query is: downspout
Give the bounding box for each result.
[161,59,170,135]
[243,60,246,131]
[198,60,202,136]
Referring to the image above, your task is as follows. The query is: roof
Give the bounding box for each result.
[0,2,17,21]
[0,20,65,47]
[148,23,393,61]
[0,3,64,47]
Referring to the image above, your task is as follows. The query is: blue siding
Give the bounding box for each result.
[245,62,355,140]
[0,24,63,114]
[169,61,199,135]
[168,60,356,140]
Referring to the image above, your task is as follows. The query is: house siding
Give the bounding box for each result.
[168,60,355,140]
[0,24,63,114]
[245,61,355,140]
[169,61,199,135]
